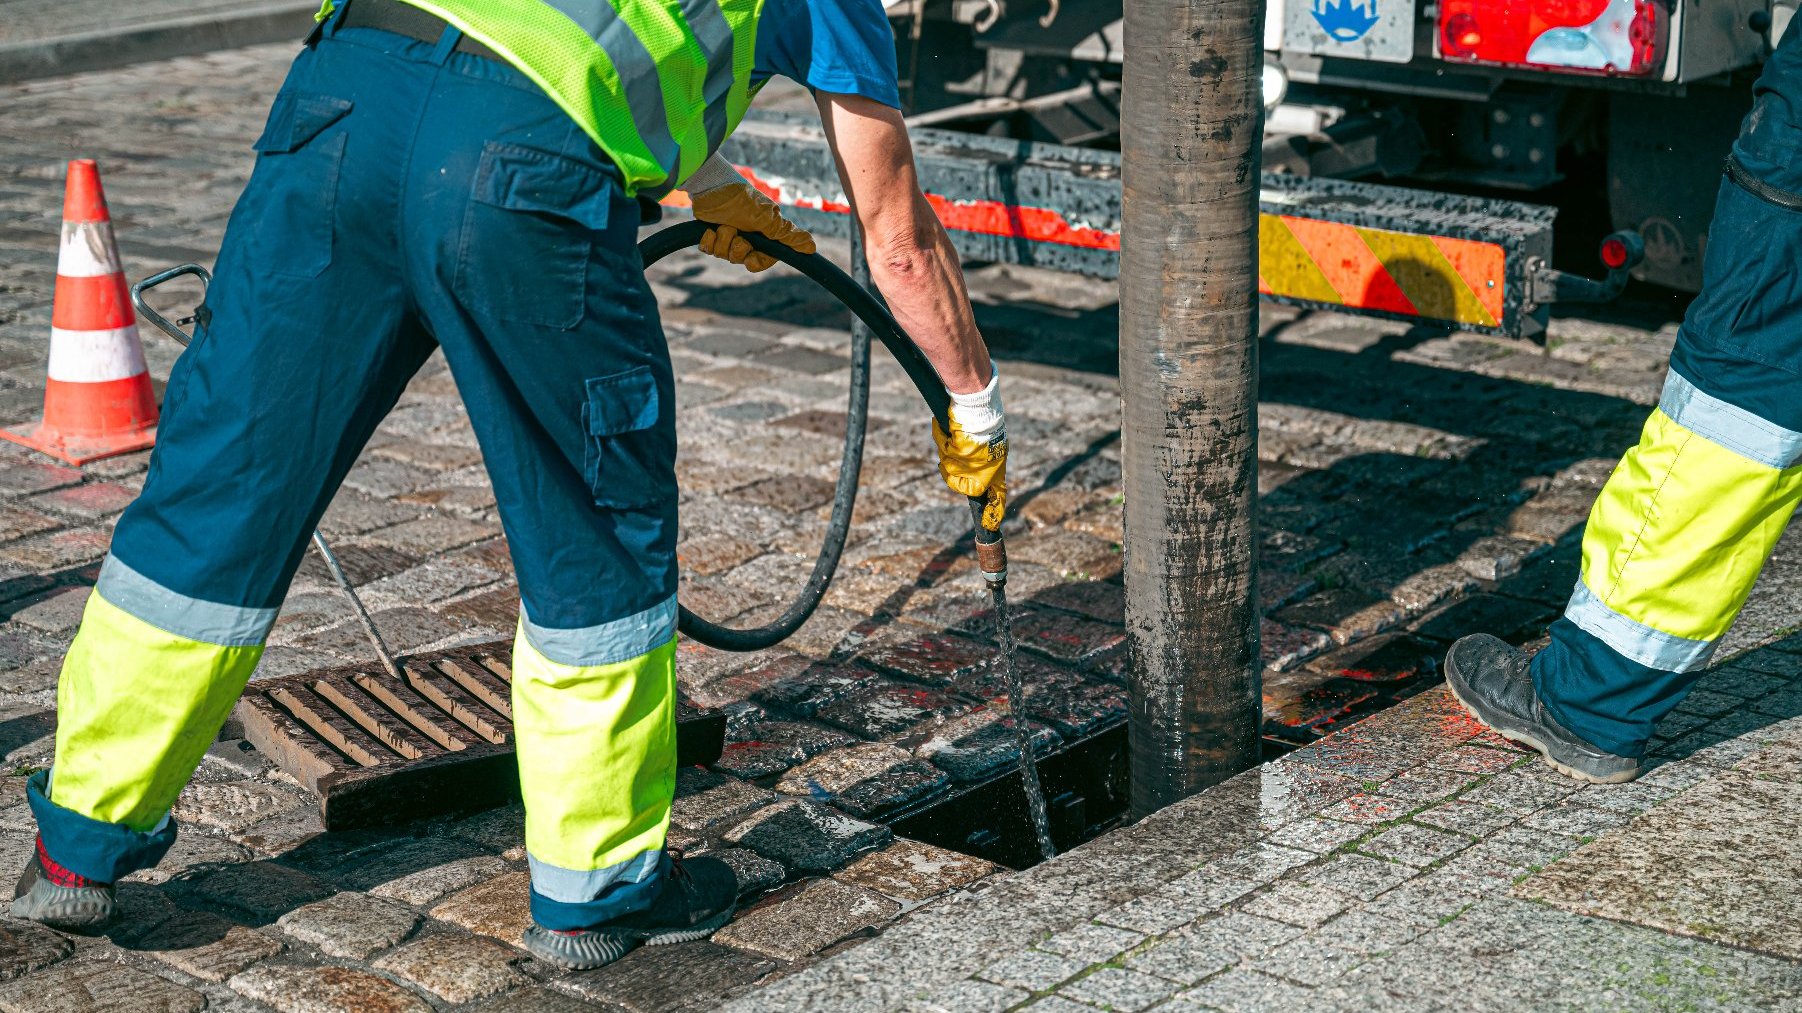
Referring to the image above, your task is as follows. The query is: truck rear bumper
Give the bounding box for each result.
[682,111,1559,338]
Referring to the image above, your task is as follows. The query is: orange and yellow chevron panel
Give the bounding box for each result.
[1258,214,1507,330]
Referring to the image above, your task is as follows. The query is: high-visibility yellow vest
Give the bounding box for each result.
[317,1,765,195]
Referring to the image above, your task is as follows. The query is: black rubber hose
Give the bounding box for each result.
[639,220,952,652]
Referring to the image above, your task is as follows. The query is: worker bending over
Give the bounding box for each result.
[1448,27,1802,784]
[13,0,1007,971]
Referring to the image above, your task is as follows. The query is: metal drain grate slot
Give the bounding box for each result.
[238,641,727,830]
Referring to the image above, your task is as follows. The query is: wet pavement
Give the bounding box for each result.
[0,36,1798,1013]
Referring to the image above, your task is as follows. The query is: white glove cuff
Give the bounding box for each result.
[947,366,1005,443]
[682,152,748,197]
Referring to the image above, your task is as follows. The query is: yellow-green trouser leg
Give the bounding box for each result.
[29,557,267,882]
[514,611,677,930]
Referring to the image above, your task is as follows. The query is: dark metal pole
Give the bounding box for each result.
[1120,0,1265,817]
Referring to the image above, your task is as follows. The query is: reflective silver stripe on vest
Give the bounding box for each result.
[1565,581,1718,673]
[97,555,277,647]
[543,0,683,187]
[682,0,738,156]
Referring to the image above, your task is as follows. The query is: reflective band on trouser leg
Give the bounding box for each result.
[514,602,678,931]
[1533,374,1802,756]
[44,558,269,881]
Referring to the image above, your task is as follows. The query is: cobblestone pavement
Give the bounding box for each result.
[0,43,1798,1012]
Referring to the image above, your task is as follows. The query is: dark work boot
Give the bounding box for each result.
[1446,634,1642,784]
[11,837,115,932]
[520,851,738,971]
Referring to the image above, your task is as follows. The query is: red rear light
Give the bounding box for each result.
[1600,237,1629,269]
[1437,0,1666,76]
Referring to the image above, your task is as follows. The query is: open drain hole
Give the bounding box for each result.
[885,725,1300,870]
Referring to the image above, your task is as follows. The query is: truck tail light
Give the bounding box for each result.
[1438,0,1666,76]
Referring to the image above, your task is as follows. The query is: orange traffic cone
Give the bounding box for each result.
[2,159,158,466]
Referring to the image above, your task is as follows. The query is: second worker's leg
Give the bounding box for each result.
[1447,34,1802,782]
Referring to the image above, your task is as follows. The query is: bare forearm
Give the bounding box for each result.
[865,195,990,393]
[818,92,992,395]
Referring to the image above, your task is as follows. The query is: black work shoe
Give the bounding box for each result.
[11,838,114,932]
[521,851,738,971]
[1445,634,1641,784]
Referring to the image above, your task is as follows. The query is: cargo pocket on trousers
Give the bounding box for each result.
[459,142,623,329]
[248,91,353,279]
[584,366,674,511]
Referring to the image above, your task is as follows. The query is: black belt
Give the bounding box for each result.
[335,0,504,61]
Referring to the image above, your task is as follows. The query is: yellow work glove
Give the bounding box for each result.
[932,367,1007,531]
[689,179,816,274]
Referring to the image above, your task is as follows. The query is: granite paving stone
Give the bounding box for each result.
[1036,922,1144,965]
[372,933,524,1004]
[1095,870,1261,935]
[1516,803,1632,838]
[1341,898,1802,1010]
[1263,817,1368,854]
[833,839,997,903]
[430,871,533,948]
[555,942,779,1012]
[773,742,949,817]
[172,861,337,925]
[366,855,510,906]
[1518,771,1802,959]
[1454,769,1574,813]
[1238,880,1354,928]
[228,964,433,1013]
[672,767,776,832]
[0,920,70,982]
[468,989,594,1013]
[1357,823,1472,867]
[170,779,304,834]
[703,847,787,898]
[1166,970,1317,1012]
[810,680,971,740]
[1409,799,1518,837]
[1122,935,1239,987]
[906,708,1062,782]
[276,892,422,959]
[0,962,204,1013]
[712,719,858,780]
[721,799,891,874]
[712,879,899,961]
[1250,934,1366,984]
[903,978,1028,1013]
[1056,967,1176,1011]
[141,911,285,982]
[975,948,1087,991]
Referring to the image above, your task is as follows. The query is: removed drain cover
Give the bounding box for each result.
[238,641,726,830]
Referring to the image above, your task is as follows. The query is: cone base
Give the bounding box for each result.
[1,420,156,467]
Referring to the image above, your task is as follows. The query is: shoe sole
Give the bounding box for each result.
[523,905,736,971]
[643,906,734,947]
[1445,654,1639,786]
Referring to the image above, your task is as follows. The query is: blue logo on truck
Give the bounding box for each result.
[1312,0,1381,41]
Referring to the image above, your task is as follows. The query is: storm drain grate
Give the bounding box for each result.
[238,641,725,830]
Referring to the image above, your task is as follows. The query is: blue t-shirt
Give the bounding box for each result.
[753,0,902,109]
